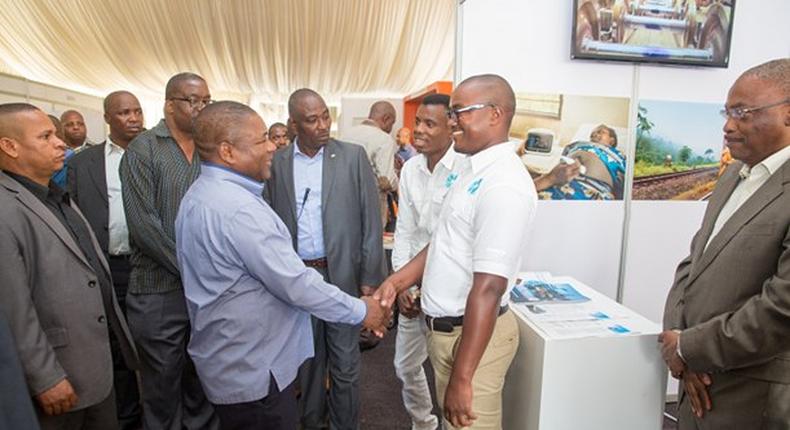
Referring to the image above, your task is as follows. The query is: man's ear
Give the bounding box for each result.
[489,105,503,126]
[0,137,19,159]
[218,141,234,164]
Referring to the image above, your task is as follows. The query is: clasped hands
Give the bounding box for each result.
[658,330,712,418]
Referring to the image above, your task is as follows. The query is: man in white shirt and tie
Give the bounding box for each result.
[660,58,790,429]
[392,94,458,430]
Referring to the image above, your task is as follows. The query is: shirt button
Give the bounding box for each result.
[98,315,106,324]
[88,280,97,288]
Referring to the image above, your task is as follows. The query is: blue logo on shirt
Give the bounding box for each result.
[467,178,483,195]
[445,173,459,188]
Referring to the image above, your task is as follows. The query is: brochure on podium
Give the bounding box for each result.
[509,272,659,339]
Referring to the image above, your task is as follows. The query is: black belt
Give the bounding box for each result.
[302,257,328,269]
[425,305,509,333]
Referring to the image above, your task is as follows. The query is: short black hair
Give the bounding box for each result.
[288,88,322,118]
[0,103,41,139]
[421,94,451,112]
[165,72,206,99]
[103,90,136,113]
[193,101,257,160]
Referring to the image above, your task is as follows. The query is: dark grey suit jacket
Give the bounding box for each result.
[0,171,138,411]
[265,139,386,295]
[664,159,790,384]
[68,142,109,253]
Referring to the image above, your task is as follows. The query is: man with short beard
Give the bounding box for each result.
[120,73,219,430]
[68,90,145,430]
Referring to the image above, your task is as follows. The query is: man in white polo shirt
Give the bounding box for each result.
[377,74,537,429]
[392,93,458,430]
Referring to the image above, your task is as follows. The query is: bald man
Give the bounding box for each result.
[377,74,537,429]
[342,100,400,227]
[68,90,144,430]
[176,101,389,430]
[268,122,290,148]
[0,103,138,429]
[60,110,94,152]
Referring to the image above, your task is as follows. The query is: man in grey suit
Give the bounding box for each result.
[265,88,386,430]
[661,58,790,429]
[68,91,144,430]
[0,103,138,429]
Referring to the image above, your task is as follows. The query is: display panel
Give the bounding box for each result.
[571,0,736,68]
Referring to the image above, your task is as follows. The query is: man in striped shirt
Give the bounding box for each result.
[119,72,219,430]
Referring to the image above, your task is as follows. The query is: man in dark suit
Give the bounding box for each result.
[660,58,790,429]
[68,90,144,430]
[0,103,138,429]
[265,88,386,429]
[0,309,40,430]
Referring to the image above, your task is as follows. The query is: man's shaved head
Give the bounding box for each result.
[288,88,324,118]
[740,58,790,97]
[368,100,397,134]
[193,101,258,160]
[59,109,84,123]
[0,103,40,140]
[455,74,516,128]
[165,72,207,99]
[104,90,136,113]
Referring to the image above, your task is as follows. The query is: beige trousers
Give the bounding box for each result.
[427,310,519,430]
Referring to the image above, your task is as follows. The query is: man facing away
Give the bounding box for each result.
[376,74,537,429]
[392,93,458,430]
[342,100,400,227]
[175,101,390,430]
[119,72,218,430]
[68,90,145,430]
[265,89,386,430]
[660,58,790,429]
[0,102,138,430]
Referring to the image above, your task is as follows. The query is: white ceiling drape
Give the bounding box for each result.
[0,0,455,104]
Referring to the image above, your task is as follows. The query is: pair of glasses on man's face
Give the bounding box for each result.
[170,97,214,109]
[448,103,497,121]
[719,99,789,121]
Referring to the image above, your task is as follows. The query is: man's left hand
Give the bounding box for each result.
[658,330,685,378]
[444,377,477,428]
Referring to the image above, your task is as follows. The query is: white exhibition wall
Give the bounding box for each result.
[459,0,790,324]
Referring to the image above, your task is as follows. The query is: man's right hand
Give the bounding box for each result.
[397,290,420,319]
[547,161,581,186]
[683,371,712,418]
[361,296,391,337]
[36,378,78,416]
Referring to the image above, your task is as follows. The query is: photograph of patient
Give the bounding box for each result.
[511,93,631,200]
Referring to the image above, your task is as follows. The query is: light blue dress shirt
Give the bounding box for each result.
[175,163,366,404]
[293,141,326,260]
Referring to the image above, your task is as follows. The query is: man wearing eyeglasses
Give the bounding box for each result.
[376,74,537,429]
[660,58,790,429]
[120,72,219,430]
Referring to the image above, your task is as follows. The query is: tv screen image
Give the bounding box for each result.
[571,0,736,68]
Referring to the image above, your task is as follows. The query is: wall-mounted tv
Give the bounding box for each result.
[571,0,736,68]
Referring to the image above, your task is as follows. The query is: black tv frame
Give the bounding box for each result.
[570,0,737,68]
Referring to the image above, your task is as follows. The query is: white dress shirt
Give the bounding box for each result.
[706,144,790,250]
[105,137,130,255]
[391,145,458,272]
[421,141,538,317]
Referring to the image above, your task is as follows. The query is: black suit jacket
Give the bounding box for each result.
[68,143,109,253]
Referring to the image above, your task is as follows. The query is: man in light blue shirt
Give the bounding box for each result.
[175,101,389,430]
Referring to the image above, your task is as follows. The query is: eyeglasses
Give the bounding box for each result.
[719,99,789,121]
[170,97,214,109]
[448,103,496,121]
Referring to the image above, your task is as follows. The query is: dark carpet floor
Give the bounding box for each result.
[358,319,679,429]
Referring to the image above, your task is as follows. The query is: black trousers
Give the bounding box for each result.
[214,377,298,430]
[107,255,142,430]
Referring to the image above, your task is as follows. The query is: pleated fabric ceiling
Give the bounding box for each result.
[0,0,455,103]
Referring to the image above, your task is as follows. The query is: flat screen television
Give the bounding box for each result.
[571,0,736,68]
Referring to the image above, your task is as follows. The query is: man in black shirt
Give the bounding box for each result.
[0,103,137,429]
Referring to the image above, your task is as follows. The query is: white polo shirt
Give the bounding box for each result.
[421,141,537,318]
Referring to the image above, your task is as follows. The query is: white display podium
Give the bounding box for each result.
[502,274,666,430]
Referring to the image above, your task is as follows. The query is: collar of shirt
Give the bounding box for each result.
[741,144,790,180]
[152,119,172,139]
[200,162,264,196]
[293,139,325,161]
[417,143,458,175]
[469,141,519,175]
[105,136,126,156]
[3,169,69,204]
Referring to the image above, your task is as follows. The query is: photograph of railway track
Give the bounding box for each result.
[633,99,725,200]
[512,93,631,200]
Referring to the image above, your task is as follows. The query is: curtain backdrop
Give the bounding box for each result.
[0,0,455,104]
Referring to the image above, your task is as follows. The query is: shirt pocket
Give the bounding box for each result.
[741,222,775,236]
